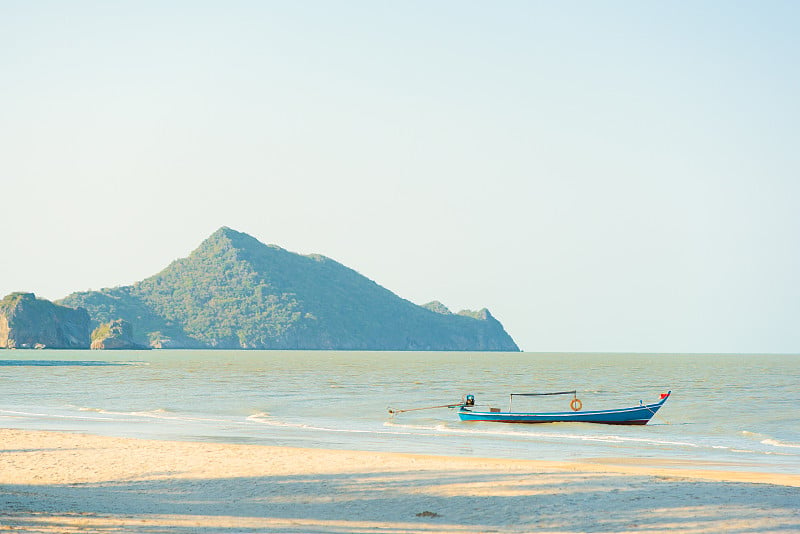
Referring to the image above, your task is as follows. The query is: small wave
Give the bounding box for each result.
[77,406,105,413]
[0,408,127,422]
[385,420,702,448]
[0,409,37,419]
[130,409,173,417]
[71,406,226,424]
[74,406,173,417]
[246,415,312,429]
[0,360,141,367]
[762,438,800,449]
[249,418,346,432]
[124,409,225,424]
[247,416,420,437]
[246,412,271,423]
[741,430,800,449]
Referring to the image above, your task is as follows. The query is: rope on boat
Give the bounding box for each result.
[641,401,672,425]
[388,403,462,415]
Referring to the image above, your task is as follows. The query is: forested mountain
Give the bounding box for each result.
[59,227,519,351]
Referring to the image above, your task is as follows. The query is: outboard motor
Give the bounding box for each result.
[464,394,475,406]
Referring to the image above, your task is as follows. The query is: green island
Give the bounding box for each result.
[2,227,519,351]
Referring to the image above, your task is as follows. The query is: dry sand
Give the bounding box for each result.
[0,429,797,533]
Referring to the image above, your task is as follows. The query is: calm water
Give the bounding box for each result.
[0,351,797,474]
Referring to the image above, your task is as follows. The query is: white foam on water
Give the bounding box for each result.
[0,408,128,422]
[385,420,702,448]
[741,430,800,449]
[248,415,432,437]
[68,406,227,424]
[246,411,271,423]
[762,438,800,449]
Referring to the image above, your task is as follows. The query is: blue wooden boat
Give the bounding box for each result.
[458,391,671,425]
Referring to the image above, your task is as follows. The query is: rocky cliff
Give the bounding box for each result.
[0,292,91,349]
[91,319,150,350]
[61,227,520,351]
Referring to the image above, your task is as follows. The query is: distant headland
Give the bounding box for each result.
[1,227,519,351]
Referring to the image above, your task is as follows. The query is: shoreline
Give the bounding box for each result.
[1,429,798,533]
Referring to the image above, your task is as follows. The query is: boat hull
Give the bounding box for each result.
[458,393,670,425]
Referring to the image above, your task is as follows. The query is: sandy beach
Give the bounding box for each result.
[0,429,797,533]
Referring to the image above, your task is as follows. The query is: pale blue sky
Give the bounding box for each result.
[2,1,798,353]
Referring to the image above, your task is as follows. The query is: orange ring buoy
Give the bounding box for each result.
[570,398,582,411]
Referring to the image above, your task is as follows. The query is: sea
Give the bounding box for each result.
[1,351,797,475]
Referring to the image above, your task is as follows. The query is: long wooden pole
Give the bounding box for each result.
[388,403,461,415]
